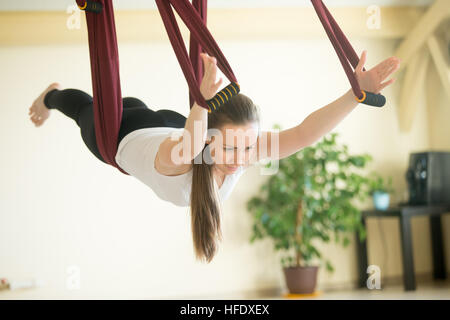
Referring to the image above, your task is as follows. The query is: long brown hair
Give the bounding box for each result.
[190,93,260,263]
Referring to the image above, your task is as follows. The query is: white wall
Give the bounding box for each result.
[1,35,447,298]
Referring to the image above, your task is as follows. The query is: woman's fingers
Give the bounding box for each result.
[201,53,212,70]
[378,78,396,93]
[199,53,222,99]
[386,59,400,77]
[375,57,400,81]
[356,50,367,74]
[201,53,217,78]
[201,54,208,76]
[213,77,223,92]
[204,56,218,84]
[355,53,400,94]
[209,57,217,79]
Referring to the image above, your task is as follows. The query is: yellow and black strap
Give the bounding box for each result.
[355,90,386,107]
[77,1,103,13]
[206,82,240,113]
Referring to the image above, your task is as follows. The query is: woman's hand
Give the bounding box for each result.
[355,50,401,94]
[199,52,223,100]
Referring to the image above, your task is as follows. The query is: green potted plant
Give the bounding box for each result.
[367,172,395,211]
[247,130,373,294]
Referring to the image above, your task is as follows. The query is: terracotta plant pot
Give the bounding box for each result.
[283,266,319,294]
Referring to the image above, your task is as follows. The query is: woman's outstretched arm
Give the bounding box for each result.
[256,89,358,162]
[256,51,401,162]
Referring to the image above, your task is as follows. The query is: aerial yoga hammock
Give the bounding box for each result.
[75,0,386,175]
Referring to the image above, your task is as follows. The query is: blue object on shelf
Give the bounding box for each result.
[373,191,390,211]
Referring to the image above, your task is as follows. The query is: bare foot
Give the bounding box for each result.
[29,82,62,127]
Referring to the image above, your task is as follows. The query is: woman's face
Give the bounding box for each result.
[207,121,259,175]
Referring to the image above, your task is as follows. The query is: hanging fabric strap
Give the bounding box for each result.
[76,0,129,175]
[188,0,207,110]
[155,0,239,110]
[311,0,386,107]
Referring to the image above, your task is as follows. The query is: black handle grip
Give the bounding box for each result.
[206,82,240,113]
[356,90,386,107]
[78,1,103,13]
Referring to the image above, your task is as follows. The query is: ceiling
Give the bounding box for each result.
[0,0,435,11]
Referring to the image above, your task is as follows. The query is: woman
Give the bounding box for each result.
[28,51,400,262]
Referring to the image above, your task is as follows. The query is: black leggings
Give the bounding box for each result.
[44,88,187,164]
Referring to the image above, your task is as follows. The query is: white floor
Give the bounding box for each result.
[191,279,450,300]
[1,279,449,300]
[272,279,450,300]
[283,281,450,300]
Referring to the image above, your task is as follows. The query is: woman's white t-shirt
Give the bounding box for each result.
[115,127,246,207]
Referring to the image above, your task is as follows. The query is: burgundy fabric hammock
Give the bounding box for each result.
[75,0,127,174]
[75,0,384,175]
[155,0,239,110]
[76,0,238,174]
[311,0,386,107]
